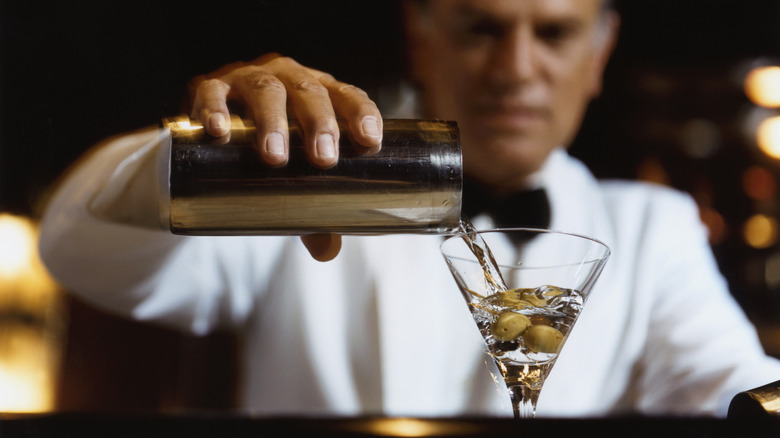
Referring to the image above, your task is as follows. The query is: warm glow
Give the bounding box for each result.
[355,418,480,437]
[745,66,780,108]
[0,213,64,413]
[744,214,778,249]
[636,156,670,186]
[0,214,37,278]
[757,116,780,159]
[0,330,57,412]
[367,419,441,437]
[170,119,201,131]
[742,166,776,200]
[700,206,727,244]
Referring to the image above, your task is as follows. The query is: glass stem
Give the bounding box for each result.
[508,385,539,419]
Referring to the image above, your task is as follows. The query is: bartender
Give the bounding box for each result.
[39,0,780,417]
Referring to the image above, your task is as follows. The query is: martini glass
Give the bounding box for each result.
[440,227,610,419]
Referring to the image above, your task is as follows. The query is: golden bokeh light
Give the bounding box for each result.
[0,329,58,412]
[742,165,776,200]
[745,66,780,108]
[743,214,779,249]
[0,214,37,278]
[757,116,780,159]
[0,213,64,413]
[351,418,481,437]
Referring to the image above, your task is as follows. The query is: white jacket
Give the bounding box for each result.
[39,127,780,418]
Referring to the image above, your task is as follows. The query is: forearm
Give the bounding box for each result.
[39,128,188,320]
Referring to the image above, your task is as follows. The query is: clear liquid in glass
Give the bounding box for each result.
[453,219,586,418]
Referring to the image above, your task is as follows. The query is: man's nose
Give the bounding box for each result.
[487,28,538,86]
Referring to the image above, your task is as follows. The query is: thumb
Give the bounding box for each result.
[301,233,342,261]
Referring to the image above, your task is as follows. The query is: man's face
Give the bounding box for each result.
[407,0,617,192]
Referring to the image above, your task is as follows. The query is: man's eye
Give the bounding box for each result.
[449,20,505,46]
[535,23,575,45]
[467,21,503,37]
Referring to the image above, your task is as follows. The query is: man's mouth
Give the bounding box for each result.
[472,104,550,131]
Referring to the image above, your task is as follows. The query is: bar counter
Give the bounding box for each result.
[1,413,778,437]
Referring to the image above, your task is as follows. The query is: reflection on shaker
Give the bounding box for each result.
[728,380,780,418]
[161,116,462,235]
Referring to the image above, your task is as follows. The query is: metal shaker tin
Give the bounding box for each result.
[162,116,462,235]
[728,379,780,418]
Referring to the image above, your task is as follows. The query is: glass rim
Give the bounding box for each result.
[440,227,612,267]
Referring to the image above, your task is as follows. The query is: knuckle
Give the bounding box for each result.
[292,78,328,96]
[355,102,380,116]
[198,78,223,91]
[336,83,368,99]
[316,72,336,82]
[257,110,288,125]
[243,71,285,93]
[193,79,229,103]
[272,56,298,68]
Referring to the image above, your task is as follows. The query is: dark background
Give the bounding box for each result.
[2,0,780,411]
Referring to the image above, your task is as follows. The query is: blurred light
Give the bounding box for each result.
[365,418,441,437]
[757,116,780,159]
[679,118,720,159]
[745,66,780,108]
[744,214,778,249]
[0,213,64,413]
[0,215,37,278]
[700,206,727,245]
[0,331,57,412]
[163,115,202,132]
[765,250,780,289]
[354,418,480,437]
[742,165,776,201]
[636,156,670,186]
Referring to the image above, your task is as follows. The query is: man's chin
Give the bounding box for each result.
[463,136,553,187]
[467,132,551,161]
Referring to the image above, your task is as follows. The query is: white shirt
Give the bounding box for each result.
[39,128,780,418]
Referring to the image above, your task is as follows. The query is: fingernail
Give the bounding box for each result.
[208,112,227,135]
[316,134,337,159]
[361,116,381,139]
[266,132,285,157]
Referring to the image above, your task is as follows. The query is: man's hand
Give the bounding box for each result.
[189,54,384,260]
[190,53,383,168]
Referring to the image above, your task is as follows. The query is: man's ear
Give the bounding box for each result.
[588,11,620,98]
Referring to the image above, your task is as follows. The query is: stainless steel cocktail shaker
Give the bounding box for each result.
[728,379,780,418]
[162,116,462,235]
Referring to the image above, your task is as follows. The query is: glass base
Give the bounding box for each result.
[508,385,540,419]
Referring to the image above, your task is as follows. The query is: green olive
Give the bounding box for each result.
[523,325,564,353]
[490,312,532,341]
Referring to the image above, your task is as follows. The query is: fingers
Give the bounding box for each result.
[301,233,342,261]
[191,78,231,137]
[190,54,383,168]
[275,62,383,166]
[317,73,383,150]
[232,69,290,166]
[274,60,341,168]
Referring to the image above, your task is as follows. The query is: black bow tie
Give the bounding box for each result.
[462,180,551,229]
